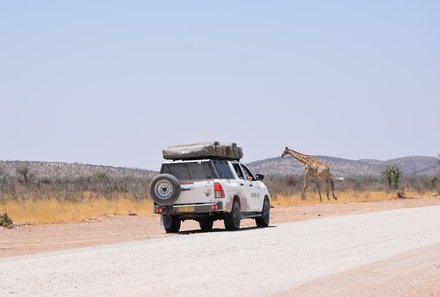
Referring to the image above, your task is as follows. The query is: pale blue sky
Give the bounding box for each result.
[1,1,439,170]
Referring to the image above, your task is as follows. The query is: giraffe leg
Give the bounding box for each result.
[326,180,330,201]
[301,175,309,200]
[329,178,337,200]
[315,179,322,202]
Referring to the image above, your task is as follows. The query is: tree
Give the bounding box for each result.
[16,166,33,185]
[383,165,401,190]
[0,167,6,192]
[431,177,438,188]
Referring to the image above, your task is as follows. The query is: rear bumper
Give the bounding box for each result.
[154,201,224,216]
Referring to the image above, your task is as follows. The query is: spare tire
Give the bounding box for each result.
[150,174,181,205]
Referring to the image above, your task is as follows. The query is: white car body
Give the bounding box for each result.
[151,159,271,232]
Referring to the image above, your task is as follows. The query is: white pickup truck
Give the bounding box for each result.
[150,158,271,233]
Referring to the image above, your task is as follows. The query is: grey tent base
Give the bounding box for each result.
[163,141,243,161]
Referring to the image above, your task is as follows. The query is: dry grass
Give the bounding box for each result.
[0,190,427,225]
[1,194,153,225]
[271,190,424,208]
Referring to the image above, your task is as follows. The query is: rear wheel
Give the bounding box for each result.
[255,199,270,227]
[199,219,214,231]
[162,214,181,233]
[224,200,241,231]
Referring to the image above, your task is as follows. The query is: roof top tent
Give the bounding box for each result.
[162,141,243,161]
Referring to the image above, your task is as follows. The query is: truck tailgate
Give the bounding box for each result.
[176,180,215,205]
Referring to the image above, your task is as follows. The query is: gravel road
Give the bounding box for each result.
[2,206,440,297]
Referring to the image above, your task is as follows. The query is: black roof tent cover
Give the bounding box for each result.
[162,141,243,161]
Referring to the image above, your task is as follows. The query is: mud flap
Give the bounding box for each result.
[160,215,164,230]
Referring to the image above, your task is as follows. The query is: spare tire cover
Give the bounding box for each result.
[150,174,181,205]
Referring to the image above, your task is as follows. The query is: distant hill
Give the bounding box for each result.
[0,160,156,180]
[247,155,439,177]
[1,155,438,180]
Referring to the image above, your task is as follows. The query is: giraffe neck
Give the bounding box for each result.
[287,149,315,165]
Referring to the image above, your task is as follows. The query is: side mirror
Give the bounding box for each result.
[255,174,264,181]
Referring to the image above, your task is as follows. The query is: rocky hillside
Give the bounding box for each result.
[247,155,439,177]
[0,160,156,180]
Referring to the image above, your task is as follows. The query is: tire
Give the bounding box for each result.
[150,174,181,205]
[199,219,214,231]
[224,200,241,231]
[255,199,270,227]
[162,214,181,233]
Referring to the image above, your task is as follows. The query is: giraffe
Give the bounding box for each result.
[281,147,337,202]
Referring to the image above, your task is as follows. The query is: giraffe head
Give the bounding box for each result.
[281,147,290,158]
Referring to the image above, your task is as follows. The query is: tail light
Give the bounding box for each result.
[214,182,225,198]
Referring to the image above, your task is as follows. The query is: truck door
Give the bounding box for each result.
[240,164,263,211]
[231,162,252,212]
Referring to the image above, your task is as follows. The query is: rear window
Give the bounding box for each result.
[211,160,234,179]
[161,161,216,181]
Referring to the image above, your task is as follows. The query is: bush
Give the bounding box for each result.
[0,213,13,228]
[397,188,406,199]
[383,165,401,190]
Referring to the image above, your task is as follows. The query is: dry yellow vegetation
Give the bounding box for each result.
[270,190,423,208]
[0,190,425,225]
[1,194,153,225]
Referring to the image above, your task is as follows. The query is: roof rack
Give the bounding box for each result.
[163,141,243,161]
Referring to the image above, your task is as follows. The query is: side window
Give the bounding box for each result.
[211,160,234,179]
[241,164,255,181]
[232,163,245,180]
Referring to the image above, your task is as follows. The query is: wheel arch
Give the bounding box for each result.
[264,194,271,205]
[259,194,271,212]
[225,194,241,212]
[234,195,241,208]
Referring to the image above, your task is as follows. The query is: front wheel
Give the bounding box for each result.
[224,200,241,231]
[162,214,181,233]
[255,199,270,227]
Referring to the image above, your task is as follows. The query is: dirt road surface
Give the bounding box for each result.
[2,197,440,258]
[1,201,440,297]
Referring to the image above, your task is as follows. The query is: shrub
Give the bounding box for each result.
[397,188,406,199]
[383,165,401,190]
[0,213,13,228]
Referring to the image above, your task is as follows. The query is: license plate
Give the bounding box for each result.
[176,206,195,213]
